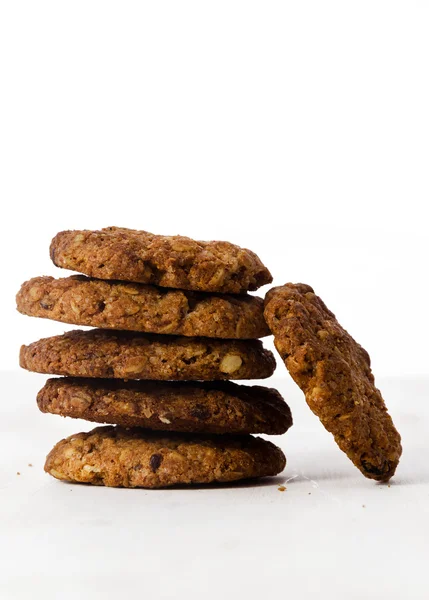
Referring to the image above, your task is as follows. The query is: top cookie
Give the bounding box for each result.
[50,227,272,293]
[264,283,402,481]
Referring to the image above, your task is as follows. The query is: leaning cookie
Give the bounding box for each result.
[264,283,402,481]
[20,329,276,381]
[49,227,272,293]
[16,275,270,339]
[45,426,286,488]
[37,378,293,435]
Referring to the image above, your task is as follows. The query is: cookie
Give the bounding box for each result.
[44,426,286,488]
[20,329,276,381]
[264,283,402,481]
[37,377,293,435]
[49,227,272,293]
[16,275,270,339]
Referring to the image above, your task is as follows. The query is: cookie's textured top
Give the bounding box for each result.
[20,329,276,381]
[49,227,272,293]
[264,283,402,481]
[17,275,270,339]
[45,426,286,488]
[38,378,293,435]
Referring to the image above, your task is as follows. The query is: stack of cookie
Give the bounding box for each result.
[17,227,292,488]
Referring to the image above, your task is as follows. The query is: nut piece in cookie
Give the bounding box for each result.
[37,378,293,435]
[19,329,276,381]
[49,227,272,293]
[16,275,270,339]
[264,283,402,481]
[44,426,286,488]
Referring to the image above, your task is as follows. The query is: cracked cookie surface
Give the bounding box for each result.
[17,275,269,339]
[37,377,292,434]
[20,329,276,381]
[45,425,286,488]
[49,227,272,293]
[264,283,402,481]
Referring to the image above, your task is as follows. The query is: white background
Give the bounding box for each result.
[0,2,428,599]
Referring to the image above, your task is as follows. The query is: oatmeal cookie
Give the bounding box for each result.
[20,329,276,381]
[45,426,286,488]
[37,377,292,434]
[49,227,272,293]
[17,275,269,339]
[264,283,401,481]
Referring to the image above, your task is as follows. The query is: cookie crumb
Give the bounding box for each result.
[16,472,20,476]
[278,485,286,492]
[28,463,33,467]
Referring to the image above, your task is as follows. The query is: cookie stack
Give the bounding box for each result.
[17,227,292,488]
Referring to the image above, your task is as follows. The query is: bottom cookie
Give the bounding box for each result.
[45,426,286,488]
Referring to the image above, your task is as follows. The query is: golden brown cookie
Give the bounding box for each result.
[37,377,293,435]
[20,329,276,381]
[264,283,402,481]
[16,275,270,339]
[45,426,286,488]
[49,227,272,293]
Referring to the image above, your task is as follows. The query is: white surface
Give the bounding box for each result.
[1,1,429,376]
[1,372,428,600]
